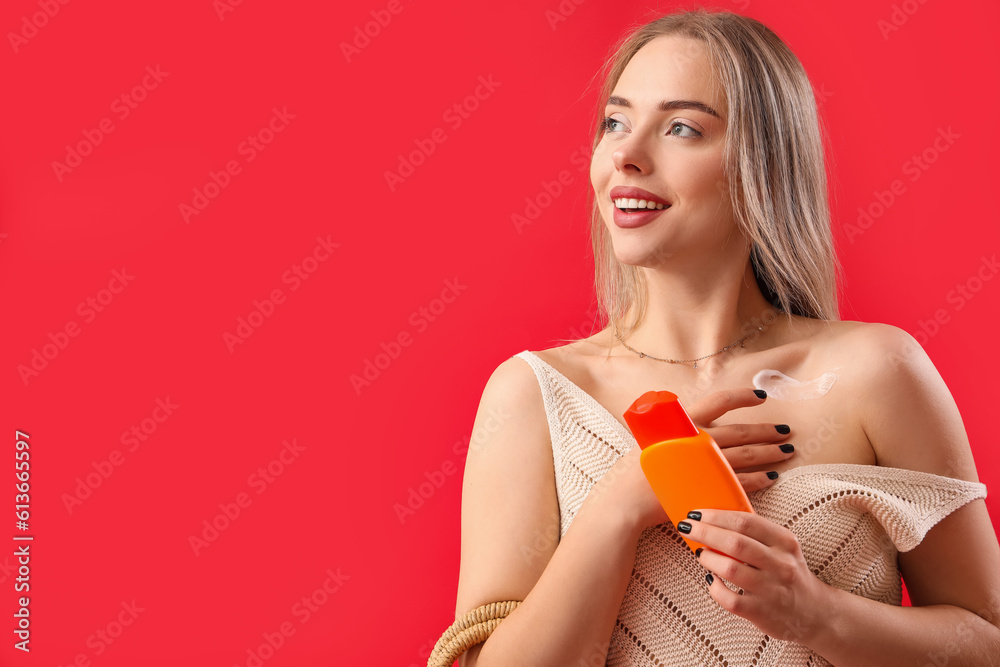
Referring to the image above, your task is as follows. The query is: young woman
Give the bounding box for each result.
[447,9,1000,666]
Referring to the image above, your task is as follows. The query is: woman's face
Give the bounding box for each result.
[590,35,735,268]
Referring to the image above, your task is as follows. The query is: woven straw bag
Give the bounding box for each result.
[426,600,522,667]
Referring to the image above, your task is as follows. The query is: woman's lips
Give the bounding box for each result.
[612,203,670,228]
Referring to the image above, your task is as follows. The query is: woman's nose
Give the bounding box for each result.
[612,134,652,174]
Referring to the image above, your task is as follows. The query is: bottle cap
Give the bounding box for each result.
[623,390,699,449]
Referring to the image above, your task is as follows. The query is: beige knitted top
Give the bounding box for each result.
[513,350,988,667]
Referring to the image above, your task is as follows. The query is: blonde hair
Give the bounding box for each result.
[563,8,840,345]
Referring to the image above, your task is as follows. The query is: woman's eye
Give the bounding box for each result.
[601,116,625,133]
[600,117,701,138]
[669,121,702,138]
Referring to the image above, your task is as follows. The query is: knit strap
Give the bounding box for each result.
[513,350,566,448]
[755,464,989,552]
[427,600,522,667]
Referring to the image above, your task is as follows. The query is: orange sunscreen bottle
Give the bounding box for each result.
[623,390,755,554]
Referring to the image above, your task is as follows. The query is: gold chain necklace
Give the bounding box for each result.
[614,310,779,369]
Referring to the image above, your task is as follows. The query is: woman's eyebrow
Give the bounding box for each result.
[606,95,721,119]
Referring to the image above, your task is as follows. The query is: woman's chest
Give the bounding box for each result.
[580,354,876,474]
[714,391,876,474]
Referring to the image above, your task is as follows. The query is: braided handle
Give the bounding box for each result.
[426,600,522,667]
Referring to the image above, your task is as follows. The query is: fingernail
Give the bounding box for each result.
[687,511,702,521]
[677,521,692,534]
[775,424,790,434]
[779,444,795,453]
[695,547,704,558]
[754,389,767,399]
[767,471,779,480]
[706,573,714,585]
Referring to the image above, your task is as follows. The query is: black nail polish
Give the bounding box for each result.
[767,471,779,480]
[687,511,702,521]
[754,389,767,399]
[695,547,704,558]
[677,521,692,534]
[779,444,795,453]
[775,424,790,434]
[706,573,714,585]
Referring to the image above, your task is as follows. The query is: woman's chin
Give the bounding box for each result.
[611,245,678,268]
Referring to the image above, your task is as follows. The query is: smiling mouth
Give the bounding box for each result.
[613,197,670,211]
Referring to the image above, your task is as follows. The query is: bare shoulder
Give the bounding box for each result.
[819,320,977,479]
[464,353,553,486]
[530,333,616,375]
[481,353,549,426]
[820,319,919,358]
[812,319,940,395]
[781,315,898,350]
[454,353,560,622]
[789,317,924,376]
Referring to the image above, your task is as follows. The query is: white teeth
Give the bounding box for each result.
[613,197,667,210]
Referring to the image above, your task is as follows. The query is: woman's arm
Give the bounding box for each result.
[805,505,1000,666]
[685,324,1000,665]
[454,357,642,667]
[806,324,1000,665]
[469,486,644,667]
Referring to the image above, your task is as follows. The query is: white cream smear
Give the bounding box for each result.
[752,368,839,400]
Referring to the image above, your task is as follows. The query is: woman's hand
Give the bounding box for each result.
[687,388,795,493]
[588,443,670,536]
[676,509,834,642]
[588,388,792,537]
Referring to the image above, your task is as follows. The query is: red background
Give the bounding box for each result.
[1,0,997,665]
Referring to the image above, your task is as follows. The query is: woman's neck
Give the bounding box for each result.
[617,259,778,364]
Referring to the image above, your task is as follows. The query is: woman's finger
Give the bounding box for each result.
[676,514,772,569]
[687,387,767,425]
[704,569,747,613]
[735,471,781,493]
[687,508,795,551]
[699,548,763,592]
[722,443,794,470]
[708,422,792,448]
